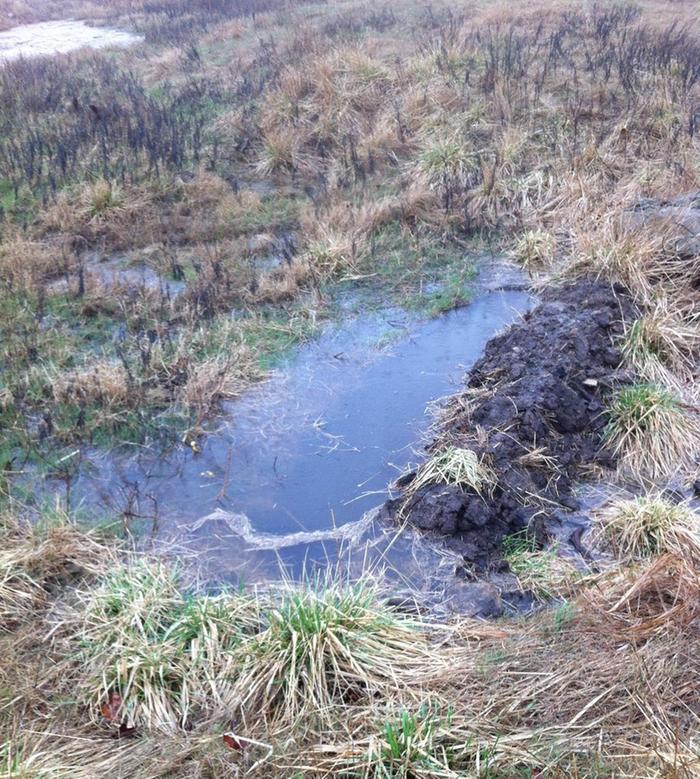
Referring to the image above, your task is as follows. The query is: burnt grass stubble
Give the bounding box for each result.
[383,279,638,576]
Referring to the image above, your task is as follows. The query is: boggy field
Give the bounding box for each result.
[1,0,700,776]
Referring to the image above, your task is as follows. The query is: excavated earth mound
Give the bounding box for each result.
[383,279,638,571]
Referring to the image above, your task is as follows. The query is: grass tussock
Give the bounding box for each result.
[0,511,106,631]
[622,299,700,387]
[410,446,496,498]
[605,383,700,482]
[1,510,700,777]
[234,583,422,728]
[78,559,260,732]
[512,228,556,272]
[593,494,700,561]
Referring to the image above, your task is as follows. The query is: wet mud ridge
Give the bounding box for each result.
[383,279,638,572]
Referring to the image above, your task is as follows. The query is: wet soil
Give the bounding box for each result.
[383,279,638,572]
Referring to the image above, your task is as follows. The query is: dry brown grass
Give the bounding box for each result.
[311,551,700,778]
[180,353,252,415]
[0,512,107,631]
[42,173,252,252]
[1,507,699,778]
[592,494,700,562]
[0,234,68,291]
[53,360,131,410]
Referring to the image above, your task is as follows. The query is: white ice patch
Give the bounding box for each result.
[0,20,142,63]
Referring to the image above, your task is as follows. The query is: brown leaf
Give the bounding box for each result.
[223,733,242,751]
[100,691,122,723]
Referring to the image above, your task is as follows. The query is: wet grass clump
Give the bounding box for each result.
[235,582,420,728]
[502,533,583,602]
[605,383,700,481]
[594,495,700,561]
[411,447,495,497]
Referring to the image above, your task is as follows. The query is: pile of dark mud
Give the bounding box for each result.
[383,279,638,572]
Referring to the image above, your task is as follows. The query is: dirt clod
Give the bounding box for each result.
[384,279,638,570]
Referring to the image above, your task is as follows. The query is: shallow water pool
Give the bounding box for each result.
[59,286,532,588]
[0,20,141,62]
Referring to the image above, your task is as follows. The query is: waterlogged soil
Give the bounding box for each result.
[33,280,532,612]
[0,20,141,62]
[385,279,638,572]
[47,251,187,298]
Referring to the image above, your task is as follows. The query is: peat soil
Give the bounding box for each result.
[383,279,638,578]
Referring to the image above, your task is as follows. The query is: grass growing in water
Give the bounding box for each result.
[502,533,583,601]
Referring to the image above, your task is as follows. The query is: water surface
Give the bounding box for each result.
[62,289,532,585]
[0,20,141,62]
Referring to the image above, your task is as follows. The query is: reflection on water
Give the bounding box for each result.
[58,288,532,591]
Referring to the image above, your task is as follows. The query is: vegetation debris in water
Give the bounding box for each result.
[1,0,699,776]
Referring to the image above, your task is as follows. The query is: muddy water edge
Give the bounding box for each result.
[19,265,534,614]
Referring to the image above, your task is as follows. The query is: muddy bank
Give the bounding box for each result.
[383,279,638,571]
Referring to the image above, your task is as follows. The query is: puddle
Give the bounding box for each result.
[85,253,185,296]
[48,287,533,592]
[47,251,187,298]
[0,20,142,62]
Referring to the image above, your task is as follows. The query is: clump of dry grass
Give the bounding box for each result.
[622,298,700,387]
[53,360,131,410]
[233,580,423,729]
[410,446,496,498]
[566,224,666,300]
[604,382,700,482]
[593,494,700,561]
[0,511,107,631]
[512,228,556,272]
[44,179,155,250]
[0,234,66,291]
[180,354,248,415]
[253,257,314,302]
[580,551,700,642]
[255,129,317,178]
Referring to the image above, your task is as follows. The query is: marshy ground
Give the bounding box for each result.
[1,0,700,776]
